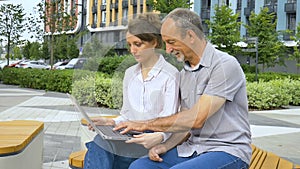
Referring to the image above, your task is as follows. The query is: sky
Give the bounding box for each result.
[0,0,42,42]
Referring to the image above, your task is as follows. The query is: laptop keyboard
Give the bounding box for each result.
[97,125,133,138]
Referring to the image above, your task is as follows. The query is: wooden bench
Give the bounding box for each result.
[69,144,300,169]
[0,120,44,169]
[250,144,300,169]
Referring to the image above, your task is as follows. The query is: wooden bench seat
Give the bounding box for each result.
[69,144,300,169]
[0,120,44,169]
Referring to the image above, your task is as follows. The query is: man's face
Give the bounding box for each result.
[161,18,190,62]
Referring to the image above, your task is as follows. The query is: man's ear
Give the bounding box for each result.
[187,30,196,43]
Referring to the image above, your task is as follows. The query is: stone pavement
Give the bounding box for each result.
[0,84,299,169]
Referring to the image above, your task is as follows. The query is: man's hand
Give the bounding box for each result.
[148,144,167,162]
[87,117,115,131]
[125,133,163,149]
[114,121,147,134]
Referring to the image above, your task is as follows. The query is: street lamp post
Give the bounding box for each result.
[76,0,85,56]
[242,37,259,82]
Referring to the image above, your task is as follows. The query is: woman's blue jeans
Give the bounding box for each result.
[83,140,137,169]
[129,147,249,169]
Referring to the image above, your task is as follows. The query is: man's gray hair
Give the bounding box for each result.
[162,8,205,39]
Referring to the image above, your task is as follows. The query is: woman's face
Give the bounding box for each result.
[126,32,157,63]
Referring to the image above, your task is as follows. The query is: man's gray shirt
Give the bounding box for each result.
[177,42,252,164]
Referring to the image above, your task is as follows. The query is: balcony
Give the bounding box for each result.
[101,4,106,11]
[92,6,97,13]
[236,7,241,16]
[122,19,128,26]
[91,23,97,28]
[264,4,277,13]
[110,3,115,10]
[131,0,137,6]
[285,2,296,13]
[109,21,118,26]
[122,1,128,8]
[82,8,87,15]
[201,9,210,20]
[283,31,295,41]
[244,7,252,17]
[100,22,105,27]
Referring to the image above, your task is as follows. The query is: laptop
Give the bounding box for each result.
[68,93,137,141]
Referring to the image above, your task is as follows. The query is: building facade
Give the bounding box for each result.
[45,0,153,54]
[46,0,299,73]
[194,0,299,42]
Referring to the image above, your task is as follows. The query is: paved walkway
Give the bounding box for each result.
[0,84,299,169]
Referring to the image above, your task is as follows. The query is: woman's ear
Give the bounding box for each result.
[152,39,158,48]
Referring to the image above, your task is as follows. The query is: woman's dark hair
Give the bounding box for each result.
[127,13,163,48]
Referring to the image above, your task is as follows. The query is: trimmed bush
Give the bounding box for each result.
[0,67,73,93]
[247,78,300,110]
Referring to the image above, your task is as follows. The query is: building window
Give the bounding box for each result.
[287,0,296,3]
[287,13,296,31]
[102,11,106,23]
[237,0,242,9]
[201,0,211,8]
[93,13,97,24]
[264,0,277,5]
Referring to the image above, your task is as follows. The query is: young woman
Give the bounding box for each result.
[83,13,180,169]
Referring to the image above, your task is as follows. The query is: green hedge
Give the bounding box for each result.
[247,78,300,110]
[1,67,73,93]
[245,72,300,82]
[1,67,299,110]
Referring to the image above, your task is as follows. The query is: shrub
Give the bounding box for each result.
[241,64,256,73]
[1,67,73,93]
[247,78,297,110]
[71,72,123,108]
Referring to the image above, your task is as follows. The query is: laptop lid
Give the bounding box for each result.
[68,93,132,141]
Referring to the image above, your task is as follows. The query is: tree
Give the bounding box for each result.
[206,4,241,56]
[289,22,300,74]
[245,7,286,71]
[22,41,43,60]
[54,33,79,61]
[12,46,22,60]
[0,4,27,65]
[29,42,42,60]
[29,0,78,67]
[148,0,192,14]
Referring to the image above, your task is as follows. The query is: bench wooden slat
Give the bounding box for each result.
[277,157,294,169]
[260,152,280,169]
[249,145,259,167]
[250,148,267,169]
[69,150,87,168]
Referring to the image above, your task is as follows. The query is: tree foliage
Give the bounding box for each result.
[54,33,79,61]
[245,7,286,71]
[30,0,79,66]
[206,4,241,56]
[148,0,192,14]
[0,4,27,65]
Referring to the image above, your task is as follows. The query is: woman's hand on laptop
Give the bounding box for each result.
[87,117,116,131]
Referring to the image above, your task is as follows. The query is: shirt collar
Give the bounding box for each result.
[183,42,214,72]
[134,54,165,81]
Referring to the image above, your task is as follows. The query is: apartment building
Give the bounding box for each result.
[45,0,152,53]
[193,0,300,42]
